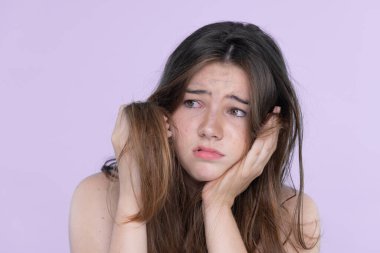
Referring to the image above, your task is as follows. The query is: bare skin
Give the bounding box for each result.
[69,63,320,253]
[70,105,148,253]
[69,119,320,253]
[69,172,320,253]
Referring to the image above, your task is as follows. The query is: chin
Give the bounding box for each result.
[184,164,226,182]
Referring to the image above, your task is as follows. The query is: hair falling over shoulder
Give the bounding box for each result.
[102,102,206,252]
[102,21,320,253]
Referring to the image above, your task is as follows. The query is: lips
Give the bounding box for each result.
[193,146,225,160]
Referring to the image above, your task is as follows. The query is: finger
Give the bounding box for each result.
[112,104,125,131]
[228,108,282,180]
[267,116,281,148]
[257,106,281,135]
[114,104,128,126]
[257,110,281,138]
[242,115,280,177]
[240,135,265,175]
[112,104,129,144]
[273,106,281,114]
[259,115,280,154]
[251,115,281,170]
[261,114,281,145]
[244,113,279,165]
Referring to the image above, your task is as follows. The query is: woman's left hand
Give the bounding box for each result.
[201,106,282,211]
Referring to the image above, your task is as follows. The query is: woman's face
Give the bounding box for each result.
[172,61,251,182]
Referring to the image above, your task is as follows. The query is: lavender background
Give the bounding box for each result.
[1,0,379,252]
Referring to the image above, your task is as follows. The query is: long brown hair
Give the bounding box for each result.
[102,21,318,252]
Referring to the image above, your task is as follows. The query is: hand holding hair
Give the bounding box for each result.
[111,104,143,217]
[70,21,319,253]
[108,104,149,253]
[201,106,282,211]
[111,102,174,223]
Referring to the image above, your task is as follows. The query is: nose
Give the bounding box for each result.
[198,109,223,140]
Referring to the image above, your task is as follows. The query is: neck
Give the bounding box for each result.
[182,169,204,199]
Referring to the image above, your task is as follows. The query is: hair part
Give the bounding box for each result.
[102,21,320,252]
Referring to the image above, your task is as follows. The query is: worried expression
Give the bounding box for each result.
[172,61,251,182]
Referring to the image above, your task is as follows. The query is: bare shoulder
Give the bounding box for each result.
[280,186,321,253]
[69,172,118,253]
[280,186,320,223]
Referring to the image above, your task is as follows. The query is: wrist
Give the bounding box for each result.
[116,194,141,220]
[202,201,232,217]
[202,196,234,211]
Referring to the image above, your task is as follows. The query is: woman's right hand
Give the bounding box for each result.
[111,104,142,215]
[111,103,172,220]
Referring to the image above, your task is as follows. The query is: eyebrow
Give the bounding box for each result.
[185,88,250,105]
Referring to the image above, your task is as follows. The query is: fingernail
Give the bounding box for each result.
[273,106,281,114]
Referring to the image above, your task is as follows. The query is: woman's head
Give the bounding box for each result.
[102,21,308,252]
[148,21,300,186]
[171,61,251,182]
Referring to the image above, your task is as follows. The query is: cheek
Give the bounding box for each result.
[172,119,193,155]
[173,122,190,144]
[226,127,250,162]
[228,121,250,144]
[172,109,197,142]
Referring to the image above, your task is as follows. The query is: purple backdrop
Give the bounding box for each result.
[1,0,379,252]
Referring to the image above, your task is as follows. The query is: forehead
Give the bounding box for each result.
[187,61,251,96]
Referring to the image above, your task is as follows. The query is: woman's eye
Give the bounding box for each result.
[229,108,247,117]
[184,100,201,108]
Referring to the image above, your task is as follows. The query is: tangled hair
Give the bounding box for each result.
[102,21,319,252]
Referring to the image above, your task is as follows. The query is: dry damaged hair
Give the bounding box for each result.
[102,21,319,252]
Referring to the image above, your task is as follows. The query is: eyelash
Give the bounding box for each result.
[229,108,247,117]
[183,99,202,108]
[183,99,247,118]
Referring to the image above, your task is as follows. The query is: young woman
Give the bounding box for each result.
[69,21,321,253]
